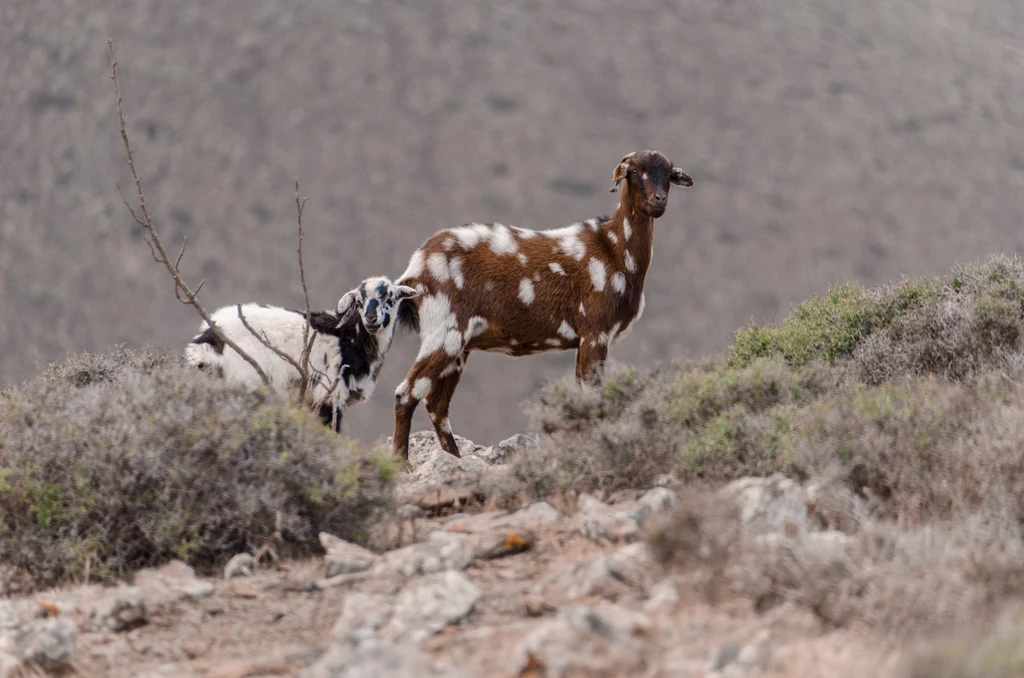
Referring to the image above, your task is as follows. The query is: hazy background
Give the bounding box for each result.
[3,0,1024,444]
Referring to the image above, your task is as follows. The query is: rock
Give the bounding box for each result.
[575,494,641,543]
[477,433,537,464]
[524,594,556,618]
[513,602,652,677]
[331,572,480,644]
[9,618,78,673]
[444,502,566,535]
[223,553,255,579]
[303,635,470,678]
[88,586,148,632]
[132,663,199,678]
[381,531,474,577]
[389,571,482,643]
[538,543,653,604]
[626,487,677,527]
[412,450,488,483]
[472,528,536,560]
[644,579,680,613]
[405,430,486,468]
[710,629,772,676]
[719,474,812,535]
[134,560,214,609]
[331,593,395,641]
[319,532,379,577]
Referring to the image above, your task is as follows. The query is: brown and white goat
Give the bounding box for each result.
[391,150,694,459]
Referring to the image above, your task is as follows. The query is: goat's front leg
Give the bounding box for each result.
[575,338,609,385]
[424,352,469,458]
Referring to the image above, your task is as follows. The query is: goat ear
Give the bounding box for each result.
[670,167,694,188]
[394,285,419,301]
[336,291,358,316]
[609,163,630,193]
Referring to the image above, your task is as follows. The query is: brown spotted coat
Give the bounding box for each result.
[392,150,694,458]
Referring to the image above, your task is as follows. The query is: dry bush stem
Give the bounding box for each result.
[107,39,271,386]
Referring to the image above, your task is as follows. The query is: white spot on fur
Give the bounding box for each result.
[642,172,648,181]
[611,272,626,295]
[415,283,426,294]
[449,256,465,289]
[451,224,488,249]
[443,237,455,251]
[623,217,632,241]
[444,329,464,356]
[518,253,528,265]
[543,224,586,261]
[400,249,425,281]
[579,303,586,317]
[625,250,637,273]
[395,379,410,403]
[607,231,618,245]
[557,321,577,340]
[412,378,432,400]
[489,224,518,255]
[485,280,494,292]
[416,294,458,360]
[548,262,565,276]
[545,338,561,347]
[465,316,488,341]
[427,252,451,282]
[590,339,598,347]
[442,418,453,435]
[533,272,541,282]
[585,218,601,231]
[519,279,535,305]
[589,259,607,292]
[513,227,537,239]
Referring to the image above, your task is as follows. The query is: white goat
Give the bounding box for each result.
[186,276,417,432]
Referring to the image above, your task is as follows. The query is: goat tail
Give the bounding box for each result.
[397,297,420,334]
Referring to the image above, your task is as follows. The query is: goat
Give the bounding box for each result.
[186,276,418,433]
[390,149,693,459]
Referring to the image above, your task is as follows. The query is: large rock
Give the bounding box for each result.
[389,571,482,643]
[320,532,380,577]
[303,635,472,678]
[444,502,567,535]
[223,553,255,579]
[537,543,654,604]
[332,572,481,645]
[88,585,148,632]
[6,618,78,674]
[574,494,642,543]
[719,474,814,534]
[381,531,474,577]
[134,560,214,610]
[513,603,652,677]
[478,433,538,464]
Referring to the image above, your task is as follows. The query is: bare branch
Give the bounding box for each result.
[235,304,308,394]
[174,236,189,271]
[295,179,314,399]
[107,40,270,385]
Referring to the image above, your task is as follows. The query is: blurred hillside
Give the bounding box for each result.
[3,0,1024,443]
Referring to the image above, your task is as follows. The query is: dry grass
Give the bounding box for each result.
[0,347,398,589]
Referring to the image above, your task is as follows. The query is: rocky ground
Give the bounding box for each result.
[1,432,907,677]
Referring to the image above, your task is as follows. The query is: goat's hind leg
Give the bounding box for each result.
[393,353,450,460]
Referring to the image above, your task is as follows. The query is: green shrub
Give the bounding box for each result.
[0,348,395,588]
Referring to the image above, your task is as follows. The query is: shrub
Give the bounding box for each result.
[0,348,395,588]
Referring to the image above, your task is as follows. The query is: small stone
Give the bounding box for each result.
[302,635,469,678]
[478,433,537,464]
[524,594,556,617]
[644,579,680,613]
[88,586,147,632]
[223,553,255,579]
[473,529,536,560]
[319,532,379,577]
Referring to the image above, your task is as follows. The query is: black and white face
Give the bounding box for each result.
[338,277,418,334]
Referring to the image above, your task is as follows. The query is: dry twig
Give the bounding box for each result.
[107,40,271,385]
